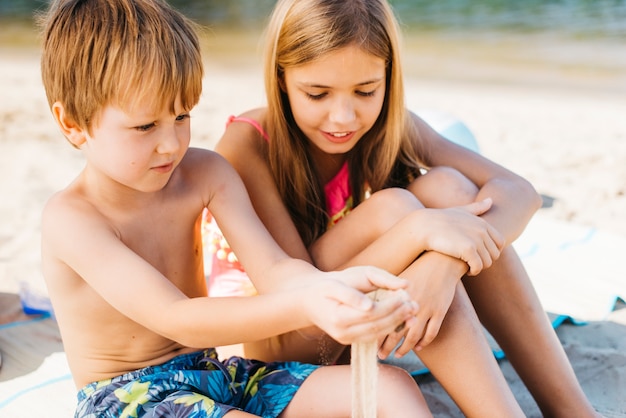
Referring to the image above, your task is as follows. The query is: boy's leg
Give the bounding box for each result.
[281,364,432,418]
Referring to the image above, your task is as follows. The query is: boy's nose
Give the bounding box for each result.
[157,128,181,154]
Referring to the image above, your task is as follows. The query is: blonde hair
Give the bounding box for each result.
[264,0,423,245]
[39,0,203,139]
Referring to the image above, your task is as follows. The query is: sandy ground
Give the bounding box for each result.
[0,27,625,416]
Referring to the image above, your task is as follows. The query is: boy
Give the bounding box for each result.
[38,0,428,416]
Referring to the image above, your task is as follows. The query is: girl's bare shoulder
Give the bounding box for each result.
[215,108,270,170]
[216,108,268,151]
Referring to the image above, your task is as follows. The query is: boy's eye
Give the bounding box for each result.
[176,113,190,122]
[135,123,155,132]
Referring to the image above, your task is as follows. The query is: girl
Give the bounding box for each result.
[213,0,599,416]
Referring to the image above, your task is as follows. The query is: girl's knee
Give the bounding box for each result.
[409,166,478,207]
[366,188,423,234]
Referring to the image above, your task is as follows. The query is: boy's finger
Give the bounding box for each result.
[329,282,374,311]
[365,269,409,291]
[340,266,408,292]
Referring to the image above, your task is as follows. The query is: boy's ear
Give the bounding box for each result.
[51,102,87,147]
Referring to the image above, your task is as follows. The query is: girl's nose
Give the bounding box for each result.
[328,97,356,125]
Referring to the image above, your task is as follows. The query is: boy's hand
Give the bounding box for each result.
[328,265,410,296]
[303,267,418,345]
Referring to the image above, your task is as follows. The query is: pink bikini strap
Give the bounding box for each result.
[226,115,270,142]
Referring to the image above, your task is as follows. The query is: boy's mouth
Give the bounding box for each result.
[152,162,174,173]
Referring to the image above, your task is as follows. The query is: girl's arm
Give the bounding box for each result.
[311,197,503,276]
[215,111,501,284]
[411,112,542,244]
[214,109,314,273]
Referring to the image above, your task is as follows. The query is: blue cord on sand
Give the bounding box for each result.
[0,374,73,410]
[0,312,71,410]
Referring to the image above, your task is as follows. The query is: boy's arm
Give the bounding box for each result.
[204,145,316,292]
[43,191,414,348]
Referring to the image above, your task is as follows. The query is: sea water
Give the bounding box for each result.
[4,0,623,97]
[2,0,625,40]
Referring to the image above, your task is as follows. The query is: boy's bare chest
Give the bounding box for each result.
[115,207,205,288]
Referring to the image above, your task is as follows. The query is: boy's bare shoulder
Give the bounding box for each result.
[178,147,242,180]
[42,181,102,231]
[41,181,117,260]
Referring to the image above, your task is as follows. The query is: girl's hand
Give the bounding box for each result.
[303,267,418,345]
[418,198,504,276]
[377,251,463,358]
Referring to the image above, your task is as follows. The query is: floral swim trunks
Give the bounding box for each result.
[75,348,319,417]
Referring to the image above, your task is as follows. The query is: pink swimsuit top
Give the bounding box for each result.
[205,116,354,272]
[226,115,354,225]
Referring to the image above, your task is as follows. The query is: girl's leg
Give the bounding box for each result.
[402,272,525,417]
[243,329,345,365]
[412,167,598,417]
[308,185,525,416]
[281,364,432,418]
[463,248,599,417]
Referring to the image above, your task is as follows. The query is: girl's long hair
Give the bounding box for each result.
[264,0,424,246]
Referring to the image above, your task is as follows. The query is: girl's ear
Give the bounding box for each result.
[277,71,287,92]
[51,102,87,148]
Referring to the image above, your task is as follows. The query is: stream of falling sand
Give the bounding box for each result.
[351,339,378,418]
[351,289,408,418]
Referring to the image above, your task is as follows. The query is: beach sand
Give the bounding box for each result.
[1,27,625,416]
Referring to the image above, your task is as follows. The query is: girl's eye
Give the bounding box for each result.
[356,90,376,97]
[176,113,190,122]
[306,92,326,101]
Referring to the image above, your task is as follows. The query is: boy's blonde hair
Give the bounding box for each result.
[264,0,423,245]
[39,0,203,137]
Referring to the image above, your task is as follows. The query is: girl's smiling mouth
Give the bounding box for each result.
[323,130,355,144]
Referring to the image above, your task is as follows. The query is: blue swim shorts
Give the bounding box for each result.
[75,348,319,417]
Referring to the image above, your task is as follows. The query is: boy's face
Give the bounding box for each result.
[81,97,192,193]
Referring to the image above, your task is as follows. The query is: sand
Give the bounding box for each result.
[1,28,625,416]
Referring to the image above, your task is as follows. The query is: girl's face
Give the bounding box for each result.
[283,45,386,157]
